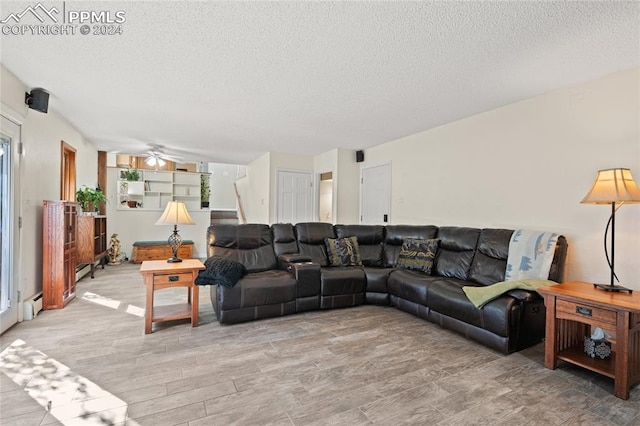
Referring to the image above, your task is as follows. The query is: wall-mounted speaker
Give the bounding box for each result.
[25,88,49,113]
[356,150,364,163]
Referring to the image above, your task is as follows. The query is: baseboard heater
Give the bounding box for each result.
[23,292,43,320]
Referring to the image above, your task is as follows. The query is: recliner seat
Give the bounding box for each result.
[295,223,366,309]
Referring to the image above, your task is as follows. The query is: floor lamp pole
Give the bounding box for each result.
[609,202,615,287]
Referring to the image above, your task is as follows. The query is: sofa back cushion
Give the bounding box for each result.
[548,235,568,282]
[271,223,299,257]
[433,226,480,280]
[206,224,277,273]
[383,225,438,267]
[335,225,385,267]
[468,228,513,285]
[295,222,336,266]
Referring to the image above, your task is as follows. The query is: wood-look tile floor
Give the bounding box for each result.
[1,263,638,426]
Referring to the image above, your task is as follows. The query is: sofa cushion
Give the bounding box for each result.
[295,222,335,266]
[396,238,438,273]
[207,224,277,272]
[387,269,435,306]
[364,267,393,294]
[433,227,480,280]
[427,278,515,337]
[325,236,363,266]
[271,223,299,257]
[195,256,247,287]
[320,267,366,296]
[335,225,385,267]
[383,225,438,267]
[216,270,297,310]
[468,228,513,285]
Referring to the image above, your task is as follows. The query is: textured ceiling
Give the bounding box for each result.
[1,1,638,164]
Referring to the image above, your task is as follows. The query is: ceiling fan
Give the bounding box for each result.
[115,143,185,169]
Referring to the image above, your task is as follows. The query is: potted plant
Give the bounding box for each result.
[201,174,211,208]
[76,186,106,214]
[124,168,140,181]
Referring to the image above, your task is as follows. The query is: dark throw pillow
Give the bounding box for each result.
[195,256,247,287]
[324,236,363,266]
[396,238,438,273]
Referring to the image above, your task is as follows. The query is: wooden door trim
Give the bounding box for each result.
[61,141,76,201]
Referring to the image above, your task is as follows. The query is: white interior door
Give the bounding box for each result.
[277,170,313,223]
[361,163,390,225]
[0,115,21,334]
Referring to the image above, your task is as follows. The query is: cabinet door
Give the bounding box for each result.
[63,204,77,300]
[76,215,94,264]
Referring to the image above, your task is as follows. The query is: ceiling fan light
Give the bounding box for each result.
[158,158,166,167]
[145,156,156,166]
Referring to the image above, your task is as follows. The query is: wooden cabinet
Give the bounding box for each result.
[131,241,194,263]
[43,200,78,309]
[77,215,108,278]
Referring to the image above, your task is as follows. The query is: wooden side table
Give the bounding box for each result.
[538,281,640,400]
[139,259,205,334]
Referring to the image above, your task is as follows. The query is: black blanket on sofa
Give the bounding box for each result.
[195,256,247,287]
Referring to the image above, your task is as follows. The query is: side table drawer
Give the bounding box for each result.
[556,299,617,327]
[153,272,193,286]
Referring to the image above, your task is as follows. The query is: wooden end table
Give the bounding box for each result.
[139,259,205,334]
[538,281,640,399]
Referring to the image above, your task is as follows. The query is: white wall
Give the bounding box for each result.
[243,152,271,223]
[1,65,98,309]
[208,162,243,210]
[360,67,640,289]
[335,148,360,224]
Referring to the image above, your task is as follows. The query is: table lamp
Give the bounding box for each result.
[581,168,640,293]
[156,201,195,263]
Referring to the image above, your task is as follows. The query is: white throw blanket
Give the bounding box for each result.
[505,230,559,281]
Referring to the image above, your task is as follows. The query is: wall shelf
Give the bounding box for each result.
[117,169,209,211]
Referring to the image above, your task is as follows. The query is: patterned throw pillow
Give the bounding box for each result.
[324,236,363,266]
[396,238,439,273]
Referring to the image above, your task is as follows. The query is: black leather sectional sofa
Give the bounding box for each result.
[206,223,567,354]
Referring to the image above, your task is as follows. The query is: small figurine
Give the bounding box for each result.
[108,233,122,265]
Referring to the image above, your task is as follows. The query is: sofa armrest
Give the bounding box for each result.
[284,261,321,299]
[507,289,542,303]
[280,253,312,263]
[278,253,312,270]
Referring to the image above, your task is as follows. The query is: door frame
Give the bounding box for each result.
[359,161,391,225]
[0,111,22,334]
[316,170,334,224]
[276,168,315,224]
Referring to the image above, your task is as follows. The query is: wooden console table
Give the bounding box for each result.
[139,259,205,334]
[538,281,640,399]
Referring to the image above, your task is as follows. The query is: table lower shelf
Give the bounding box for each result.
[152,303,193,322]
[557,346,615,379]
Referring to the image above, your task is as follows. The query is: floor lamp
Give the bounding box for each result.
[156,201,195,263]
[581,168,640,293]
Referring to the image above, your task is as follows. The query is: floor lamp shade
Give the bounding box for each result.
[581,168,640,293]
[156,201,195,263]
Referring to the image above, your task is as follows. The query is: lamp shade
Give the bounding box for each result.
[156,201,195,225]
[581,168,640,204]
